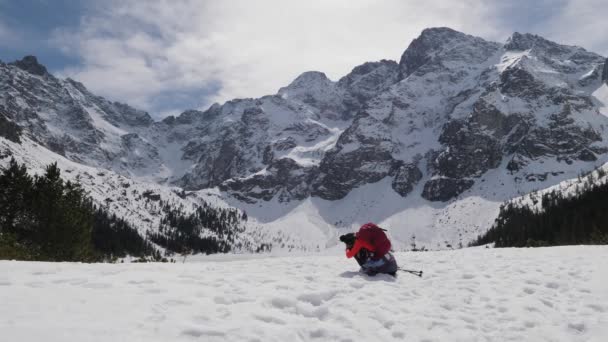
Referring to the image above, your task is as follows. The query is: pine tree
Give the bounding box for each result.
[1,160,157,261]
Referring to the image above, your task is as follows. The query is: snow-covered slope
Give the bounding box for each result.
[501,159,608,213]
[2,27,608,249]
[1,246,607,342]
[0,137,283,253]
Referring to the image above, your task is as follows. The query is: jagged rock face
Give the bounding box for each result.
[422,178,475,202]
[175,62,404,192]
[499,66,546,100]
[398,27,500,79]
[220,158,316,202]
[176,96,336,190]
[390,162,423,196]
[399,27,467,78]
[9,56,48,76]
[2,28,608,205]
[180,126,251,189]
[277,71,348,120]
[429,100,517,182]
[506,110,604,169]
[337,60,399,110]
[432,121,502,179]
[0,60,157,174]
[312,113,396,200]
[505,32,567,53]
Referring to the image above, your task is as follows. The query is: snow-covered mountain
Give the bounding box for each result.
[2,27,608,250]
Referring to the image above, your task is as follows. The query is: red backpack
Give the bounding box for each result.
[356,223,391,259]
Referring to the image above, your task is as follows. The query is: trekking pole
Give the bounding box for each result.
[398,268,423,277]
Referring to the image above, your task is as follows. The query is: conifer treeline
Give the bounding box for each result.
[0,159,156,261]
[472,171,608,247]
[92,208,157,259]
[148,202,248,255]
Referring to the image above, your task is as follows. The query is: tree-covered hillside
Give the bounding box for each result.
[0,159,156,261]
[472,170,608,247]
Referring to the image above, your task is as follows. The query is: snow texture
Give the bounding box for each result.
[593,84,608,117]
[1,246,607,342]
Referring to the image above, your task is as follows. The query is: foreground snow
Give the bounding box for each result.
[1,246,607,342]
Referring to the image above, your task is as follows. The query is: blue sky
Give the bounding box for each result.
[0,0,86,69]
[1,0,607,119]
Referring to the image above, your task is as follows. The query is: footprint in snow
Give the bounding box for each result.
[297,290,338,306]
[545,282,559,289]
[392,331,405,339]
[253,314,286,325]
[568,323,586,333]
[440,303,454,311]
[26,281,44,288]
[540,299,554,308]
[128,279,155,285]
[380,320,396,330]
[587,304,605,312]
[523,287,535,294]
[181,328,225,338]
[145,288,167,294]
[269,297,296,310]
[215,296,253,305]
[164,299,191,306]
[349,282,364,289]
[82,282,112,289]
[309,328,327,339]
[52,278,86,285]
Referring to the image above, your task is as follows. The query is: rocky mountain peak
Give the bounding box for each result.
[9,55,48,76]
[343,59,397,78]
[337,60,399,104]
[171,109,205,125]
[65,78,89,93]
[276,70,348,120]
[279,71,333,93]
[505,32,571,55]
[398,27,489,78]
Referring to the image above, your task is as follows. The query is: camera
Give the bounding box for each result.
[339,233,356,246]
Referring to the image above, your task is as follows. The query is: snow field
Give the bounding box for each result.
[1,246,607,342]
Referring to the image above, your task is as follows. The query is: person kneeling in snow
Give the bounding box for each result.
[339,223,398,276]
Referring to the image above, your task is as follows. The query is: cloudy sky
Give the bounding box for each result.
[1,0,607,118]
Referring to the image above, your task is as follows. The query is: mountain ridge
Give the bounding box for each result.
[2,27,608,250]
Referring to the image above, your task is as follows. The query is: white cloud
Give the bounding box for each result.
[540,0,608,56]
[52,0,502,116]
[0,20,17,46]
[52,0,606,118]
